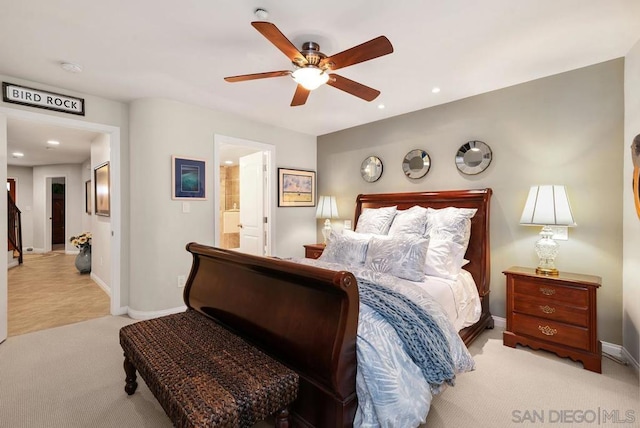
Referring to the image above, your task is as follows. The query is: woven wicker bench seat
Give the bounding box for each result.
[119,310,299,428]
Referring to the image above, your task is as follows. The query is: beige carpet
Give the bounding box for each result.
[0,316,637,428]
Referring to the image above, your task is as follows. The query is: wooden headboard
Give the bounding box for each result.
[355,188,493,343]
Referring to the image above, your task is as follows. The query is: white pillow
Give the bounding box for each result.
[319,230,371,266]
[426,207,477,249]
[388,205,429,236]
[355,206,397,235]
[364,234,430,282]
[424,240,467,280]
[424,207,477,279]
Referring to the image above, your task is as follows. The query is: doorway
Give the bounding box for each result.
[51,178,65,251]
[1,106,123,344]
[214,135,275,256]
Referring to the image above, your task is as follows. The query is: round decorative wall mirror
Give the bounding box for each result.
[455,140,492,175]
[402,149,431,179]
[360,156,383,182]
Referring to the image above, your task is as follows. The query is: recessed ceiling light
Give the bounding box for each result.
[224,160,233,165]
[432,87,441,94]
[61,62,83,73]
[254,8,269,20]
[47,140,60,145]
[12,152,24,158]
[378,104,385,109]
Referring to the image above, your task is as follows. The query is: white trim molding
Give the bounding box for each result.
[492,315,506,329]
[127,305,187,320]
[90,272,110,297]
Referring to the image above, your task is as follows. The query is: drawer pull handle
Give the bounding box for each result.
[538,325,557,336]
[539,305,556,314]
[539,287,556,296]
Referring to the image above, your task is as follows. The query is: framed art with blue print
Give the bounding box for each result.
[172,156,206,200]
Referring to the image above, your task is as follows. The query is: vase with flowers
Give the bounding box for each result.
[70,232,92,273]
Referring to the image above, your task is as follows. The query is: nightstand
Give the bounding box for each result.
[304,243,325,259]
[503,266,602,373]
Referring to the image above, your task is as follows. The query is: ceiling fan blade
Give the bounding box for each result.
[326,74,380,101]
[224,70,291,82]
[320,36,393,71]
[251,21,308,65]
[291,85,310,106]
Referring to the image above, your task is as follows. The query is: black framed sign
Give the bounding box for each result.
[2,82,85,116]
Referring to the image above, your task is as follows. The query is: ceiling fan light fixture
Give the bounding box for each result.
[292,66,329,90]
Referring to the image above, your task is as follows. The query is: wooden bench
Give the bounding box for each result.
[119,310,299,428]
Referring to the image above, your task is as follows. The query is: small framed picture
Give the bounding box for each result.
[172,156,206,200]
[278,168,316,207]
[94,162,110,217]
[85,180,92,214]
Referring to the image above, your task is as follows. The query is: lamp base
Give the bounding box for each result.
[535,266,559,276]
[534,225,560,276]
[321,219,332,244]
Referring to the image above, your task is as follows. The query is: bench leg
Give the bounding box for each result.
[123,354,138,395]
[274,407,291,428]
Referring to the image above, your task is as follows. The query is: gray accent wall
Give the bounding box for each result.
[318,59,625,345]
[623,41,640,364]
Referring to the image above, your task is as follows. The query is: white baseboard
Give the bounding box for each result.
[90,273,111,297]
[492,315,506,329]
[621,347,640,374]
[127,305,187,320]
[112,306,129,316]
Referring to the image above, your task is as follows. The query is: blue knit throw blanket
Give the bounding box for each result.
[358,279,456,387]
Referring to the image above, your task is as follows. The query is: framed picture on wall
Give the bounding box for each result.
[278,168,316,207]
[85,180,92,214]
[94,162,110,217]
[172,156,207,200]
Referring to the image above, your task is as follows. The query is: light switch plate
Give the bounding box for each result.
[182,202,190,213]
[550,226,568,241]
[344,220,352,230]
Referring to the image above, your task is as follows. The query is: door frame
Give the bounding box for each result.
[213,134,275,256]
[0,106,124,322]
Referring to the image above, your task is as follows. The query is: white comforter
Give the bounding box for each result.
[294,258,477,427]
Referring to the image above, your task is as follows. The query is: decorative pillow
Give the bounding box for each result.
[355,206,397,235]
[426,207,477,249]
[319,230,371,266]
[388,205,429,236]
[424,239,467,280]
[423,207,477,279]
[364,234,430,282]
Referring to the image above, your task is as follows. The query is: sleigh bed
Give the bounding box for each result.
[183,188,493,427]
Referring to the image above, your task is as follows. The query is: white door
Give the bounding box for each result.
[238,151,265,256]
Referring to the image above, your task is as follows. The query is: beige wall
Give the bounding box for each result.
[318,59,625,345]
[623,40,640,364]
[128,98,317,313]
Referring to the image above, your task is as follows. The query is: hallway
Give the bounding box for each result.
[7,252,110,336]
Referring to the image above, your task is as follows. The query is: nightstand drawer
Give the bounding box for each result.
[513,294,589,327]
[515,278,587,306]
[512,313,589,351]
[304,244,325,259]
[306,249,323,259]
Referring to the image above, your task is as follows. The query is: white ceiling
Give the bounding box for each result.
[2,1,640,165]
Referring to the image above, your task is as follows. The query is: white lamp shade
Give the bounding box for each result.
[316,196,339,219]
[520,185,576,226]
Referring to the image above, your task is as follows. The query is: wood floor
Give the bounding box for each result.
[7,252,110,336]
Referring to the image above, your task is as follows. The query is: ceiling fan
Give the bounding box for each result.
[224,21,394,106]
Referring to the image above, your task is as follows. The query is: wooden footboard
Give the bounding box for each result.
[183,243,359,427]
